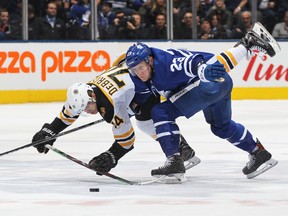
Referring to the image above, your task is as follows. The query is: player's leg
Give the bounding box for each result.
[203,90,277,178]
[150,101,186,178]
[135,94,199,168]
[235,22,280,58]
[207,22,280,73]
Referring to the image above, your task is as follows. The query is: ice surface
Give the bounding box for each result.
[0,100,287,216]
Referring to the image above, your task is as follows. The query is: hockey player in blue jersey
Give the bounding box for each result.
[125,22,280,180]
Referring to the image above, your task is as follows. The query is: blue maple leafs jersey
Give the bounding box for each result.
[131,47,215,99]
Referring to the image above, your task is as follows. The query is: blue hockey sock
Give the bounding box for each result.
[212,121,257,153]
[226,123,256,153]
[155,122,180,157]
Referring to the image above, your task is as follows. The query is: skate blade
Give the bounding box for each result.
[153,173,187,184]
[253,22,281,53]
[138,175,167,185]
[185,156,201,170]
[246,158,278,179]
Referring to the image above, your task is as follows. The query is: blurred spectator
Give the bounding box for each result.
[28,0,49,17]
[199,18,215,39]
[198,17,228,39]
[207,0,233,31]
[225,0,249,27]
[0,0,18,14]
[105,0,136,14]
[209,14,228,39]
[105,10,127,39]
[28,4,38,40]
[52,0,71,23]
[257,0,277,33]
[105,10,148,39]
[172,0,182,28]
[68,0,91,39]
[149,0,167,25]
[138,0,153,26]
[275,0,288,23]
[147,12,167,39]
[201,0,215,13]
[195,0,207,23]
[7,0,22,40]
[229,10,252,39]
[174,11,196,39]
[0,7,21,40]
[0,8,10,39]
[178,0,206,24]
[33,2,66,40]
[98,2,115,39]
[272,10,288,38]
[123,11,149,39]
[126,0,145,11]
[225,0,249,15]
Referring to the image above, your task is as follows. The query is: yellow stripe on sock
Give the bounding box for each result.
[216,55,230,72]
[225,50,238,68]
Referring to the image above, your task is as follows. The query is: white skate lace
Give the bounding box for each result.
[250,45,267,55]
[158,157,175,169]
[246,154,256,169]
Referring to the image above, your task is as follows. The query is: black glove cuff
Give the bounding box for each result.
[108,141,134,162]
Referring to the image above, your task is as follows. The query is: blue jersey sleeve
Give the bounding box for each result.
[150,48,215,92]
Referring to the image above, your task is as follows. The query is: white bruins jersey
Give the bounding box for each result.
[58,63,136,149]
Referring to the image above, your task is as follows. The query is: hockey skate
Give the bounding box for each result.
[179,135,201,170]
[235,22,280,58]
[242,139,278,179]
[151,154,187,183]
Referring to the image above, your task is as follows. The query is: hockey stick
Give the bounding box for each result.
[0,119,105,157]
[45,144,166,185]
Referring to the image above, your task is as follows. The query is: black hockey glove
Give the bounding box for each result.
[32,123,58,154]
[129,102,141,115]
[88,141,134,175]
[89,151,117,175]
[197,61,226,82]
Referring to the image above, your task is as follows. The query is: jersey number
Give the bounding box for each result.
[106,67,129,88]
[112,115,124,128]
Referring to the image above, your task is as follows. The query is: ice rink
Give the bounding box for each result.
[0,100,287,216]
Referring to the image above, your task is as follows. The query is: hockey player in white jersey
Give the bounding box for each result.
[32,62,200,174]
[125,22,280,179]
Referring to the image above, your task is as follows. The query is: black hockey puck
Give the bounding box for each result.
[90,188,100,192]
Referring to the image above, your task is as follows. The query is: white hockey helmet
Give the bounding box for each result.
[66,83,95,115]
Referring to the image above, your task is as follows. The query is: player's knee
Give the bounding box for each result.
[151,104,166,122]
[151,102,179,123]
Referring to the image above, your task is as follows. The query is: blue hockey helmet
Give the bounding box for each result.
[126,42,152,71]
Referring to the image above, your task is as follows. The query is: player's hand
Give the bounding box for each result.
[32,123,58,154]
[89,151,118,175]
[198,61,226,82]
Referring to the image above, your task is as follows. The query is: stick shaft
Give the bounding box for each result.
[0,119,105,157]
[45,144,136,185]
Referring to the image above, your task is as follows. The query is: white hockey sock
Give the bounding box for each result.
[216,45,248,72]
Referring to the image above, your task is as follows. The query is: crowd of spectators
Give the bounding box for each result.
[1,0,288,40]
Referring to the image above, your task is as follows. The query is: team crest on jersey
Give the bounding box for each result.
[100,107,106,117]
